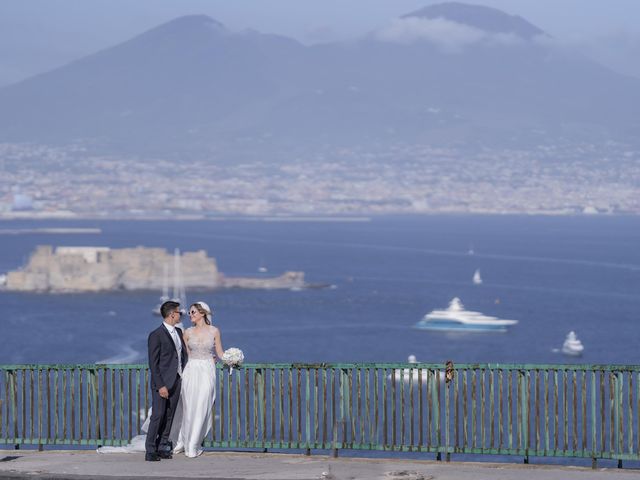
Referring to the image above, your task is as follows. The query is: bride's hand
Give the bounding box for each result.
[159,386,169,399]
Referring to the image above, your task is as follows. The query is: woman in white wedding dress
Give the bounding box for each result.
[174,301,225,458]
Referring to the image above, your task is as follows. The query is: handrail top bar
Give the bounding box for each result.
[1,362,640,371]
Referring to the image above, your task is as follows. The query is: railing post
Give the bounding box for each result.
[305,368,311,454]
[332,419,344,458]
[591,370,597,461]
[89,368,99,442]
[520,370,529,459]
[340,368,350,450]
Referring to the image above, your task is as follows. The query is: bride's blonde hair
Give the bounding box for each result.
[190,302,212,325]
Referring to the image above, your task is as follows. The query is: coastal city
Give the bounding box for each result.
[1,140,638,218]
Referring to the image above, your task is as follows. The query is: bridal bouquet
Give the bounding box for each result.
[221,347,244,373]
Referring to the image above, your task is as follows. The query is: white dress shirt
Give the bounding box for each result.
[163,321,183,375]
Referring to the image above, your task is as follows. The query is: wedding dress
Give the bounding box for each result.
[96,404,182,453]
[174,327,217,458]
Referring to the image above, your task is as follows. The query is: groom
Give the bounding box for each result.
[145,300,187,461]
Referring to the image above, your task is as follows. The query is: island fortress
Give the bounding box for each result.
[4,245,306,292]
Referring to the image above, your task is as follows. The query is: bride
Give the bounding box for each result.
[174,301,225,458]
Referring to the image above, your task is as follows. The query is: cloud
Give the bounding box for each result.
[376,17,524,53]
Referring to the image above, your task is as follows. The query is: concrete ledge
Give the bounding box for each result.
[1,450,638,480]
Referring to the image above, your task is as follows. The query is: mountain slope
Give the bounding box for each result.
[0,4,639,155]
[0,15,307,148]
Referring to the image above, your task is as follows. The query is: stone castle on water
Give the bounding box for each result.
[4,245,306,292]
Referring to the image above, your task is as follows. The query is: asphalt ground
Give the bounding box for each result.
[2,450,640,480]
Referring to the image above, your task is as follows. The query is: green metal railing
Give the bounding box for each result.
[1,363,640,464]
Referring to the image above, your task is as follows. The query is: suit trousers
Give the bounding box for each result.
[145,377,182,454]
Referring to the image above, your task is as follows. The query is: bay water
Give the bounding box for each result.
[1,215,638,367]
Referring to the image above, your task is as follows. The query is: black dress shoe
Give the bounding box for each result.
[145,452,161,462]
[159,441,173,452]
[158,451,173,459]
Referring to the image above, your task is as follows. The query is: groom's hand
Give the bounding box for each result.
[159,386,169,399]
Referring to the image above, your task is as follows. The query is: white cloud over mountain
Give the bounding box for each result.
[376,17,524,53]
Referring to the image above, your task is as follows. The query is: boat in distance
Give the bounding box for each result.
[415,297,518,332]
[561,331,584,356]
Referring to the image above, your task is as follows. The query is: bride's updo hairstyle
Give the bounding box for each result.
[191,302,212,325]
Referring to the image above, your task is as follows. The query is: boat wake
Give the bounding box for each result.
[96,344,141,364]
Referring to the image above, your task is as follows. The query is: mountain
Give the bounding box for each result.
[0,4,639,157]
[402,2,544,39]
[0,15,310,153]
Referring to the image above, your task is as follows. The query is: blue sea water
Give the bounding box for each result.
[1,215,639,367]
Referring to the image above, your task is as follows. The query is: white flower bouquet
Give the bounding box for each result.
[221,347,244,373]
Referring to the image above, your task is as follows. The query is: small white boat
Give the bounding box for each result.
[415,297,518,332]
[472,269,482,285]
[388,355,445,384]
[561,331,584,356]
[258,259,268,273]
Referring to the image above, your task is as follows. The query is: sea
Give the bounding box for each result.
[1,215,639,367]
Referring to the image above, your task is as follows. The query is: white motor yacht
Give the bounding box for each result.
[415,297,518,332]
[561,331,584,356]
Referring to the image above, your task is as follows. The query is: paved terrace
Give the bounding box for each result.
[1,451,639,480]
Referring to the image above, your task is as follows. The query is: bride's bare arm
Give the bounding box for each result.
[213,327,225,359]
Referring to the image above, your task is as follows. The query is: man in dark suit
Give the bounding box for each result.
[145,300,187,461]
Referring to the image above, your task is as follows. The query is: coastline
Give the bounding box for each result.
[1,212,639,224]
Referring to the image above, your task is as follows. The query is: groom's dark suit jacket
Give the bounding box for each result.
[148,325,187,391]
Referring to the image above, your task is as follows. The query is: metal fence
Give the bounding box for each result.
[2,363,640,464]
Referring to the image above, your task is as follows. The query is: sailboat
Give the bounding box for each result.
[151,263,170,315]
[152,249,187,315]
[473,269,483,285]
[171,248,187,313]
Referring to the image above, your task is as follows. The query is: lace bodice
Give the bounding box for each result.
[185,327,216,360]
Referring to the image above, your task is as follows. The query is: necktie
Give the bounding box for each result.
[171,329,183,376]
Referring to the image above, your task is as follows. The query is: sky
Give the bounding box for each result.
[1,0,640,86]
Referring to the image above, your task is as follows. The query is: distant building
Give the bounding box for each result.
[12,194,33,211]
